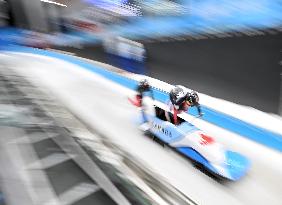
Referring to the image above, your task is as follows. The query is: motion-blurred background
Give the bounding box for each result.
[0,1,282,205]
[0,0,281,113]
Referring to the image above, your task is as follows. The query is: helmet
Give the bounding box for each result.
[139,79,149,90]
[170,86,188,106]
[187,91,199,106]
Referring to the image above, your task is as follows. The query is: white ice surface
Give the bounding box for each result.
[1,53,282,205]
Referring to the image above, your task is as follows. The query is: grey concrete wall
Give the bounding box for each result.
[6,0,29,28]
[144,32,282,114]
[45,3,60,32]
[0,1,9,27]
[23,0,49,32]
[7,0,49,32]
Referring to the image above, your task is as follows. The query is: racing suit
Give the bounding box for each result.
[131,83,153,107]
[165,101,202,125]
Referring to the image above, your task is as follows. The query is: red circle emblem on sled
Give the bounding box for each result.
[200,134,214,146]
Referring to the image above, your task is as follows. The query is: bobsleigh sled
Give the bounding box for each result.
[130,95,250,181]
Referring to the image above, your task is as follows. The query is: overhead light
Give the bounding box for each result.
[41,0,67,7]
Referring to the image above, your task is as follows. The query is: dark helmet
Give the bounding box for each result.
[187,91,199,106]
[170,85,188,106]
[139,79,149,89]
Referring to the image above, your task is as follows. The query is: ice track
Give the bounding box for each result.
[1,52,282,205]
